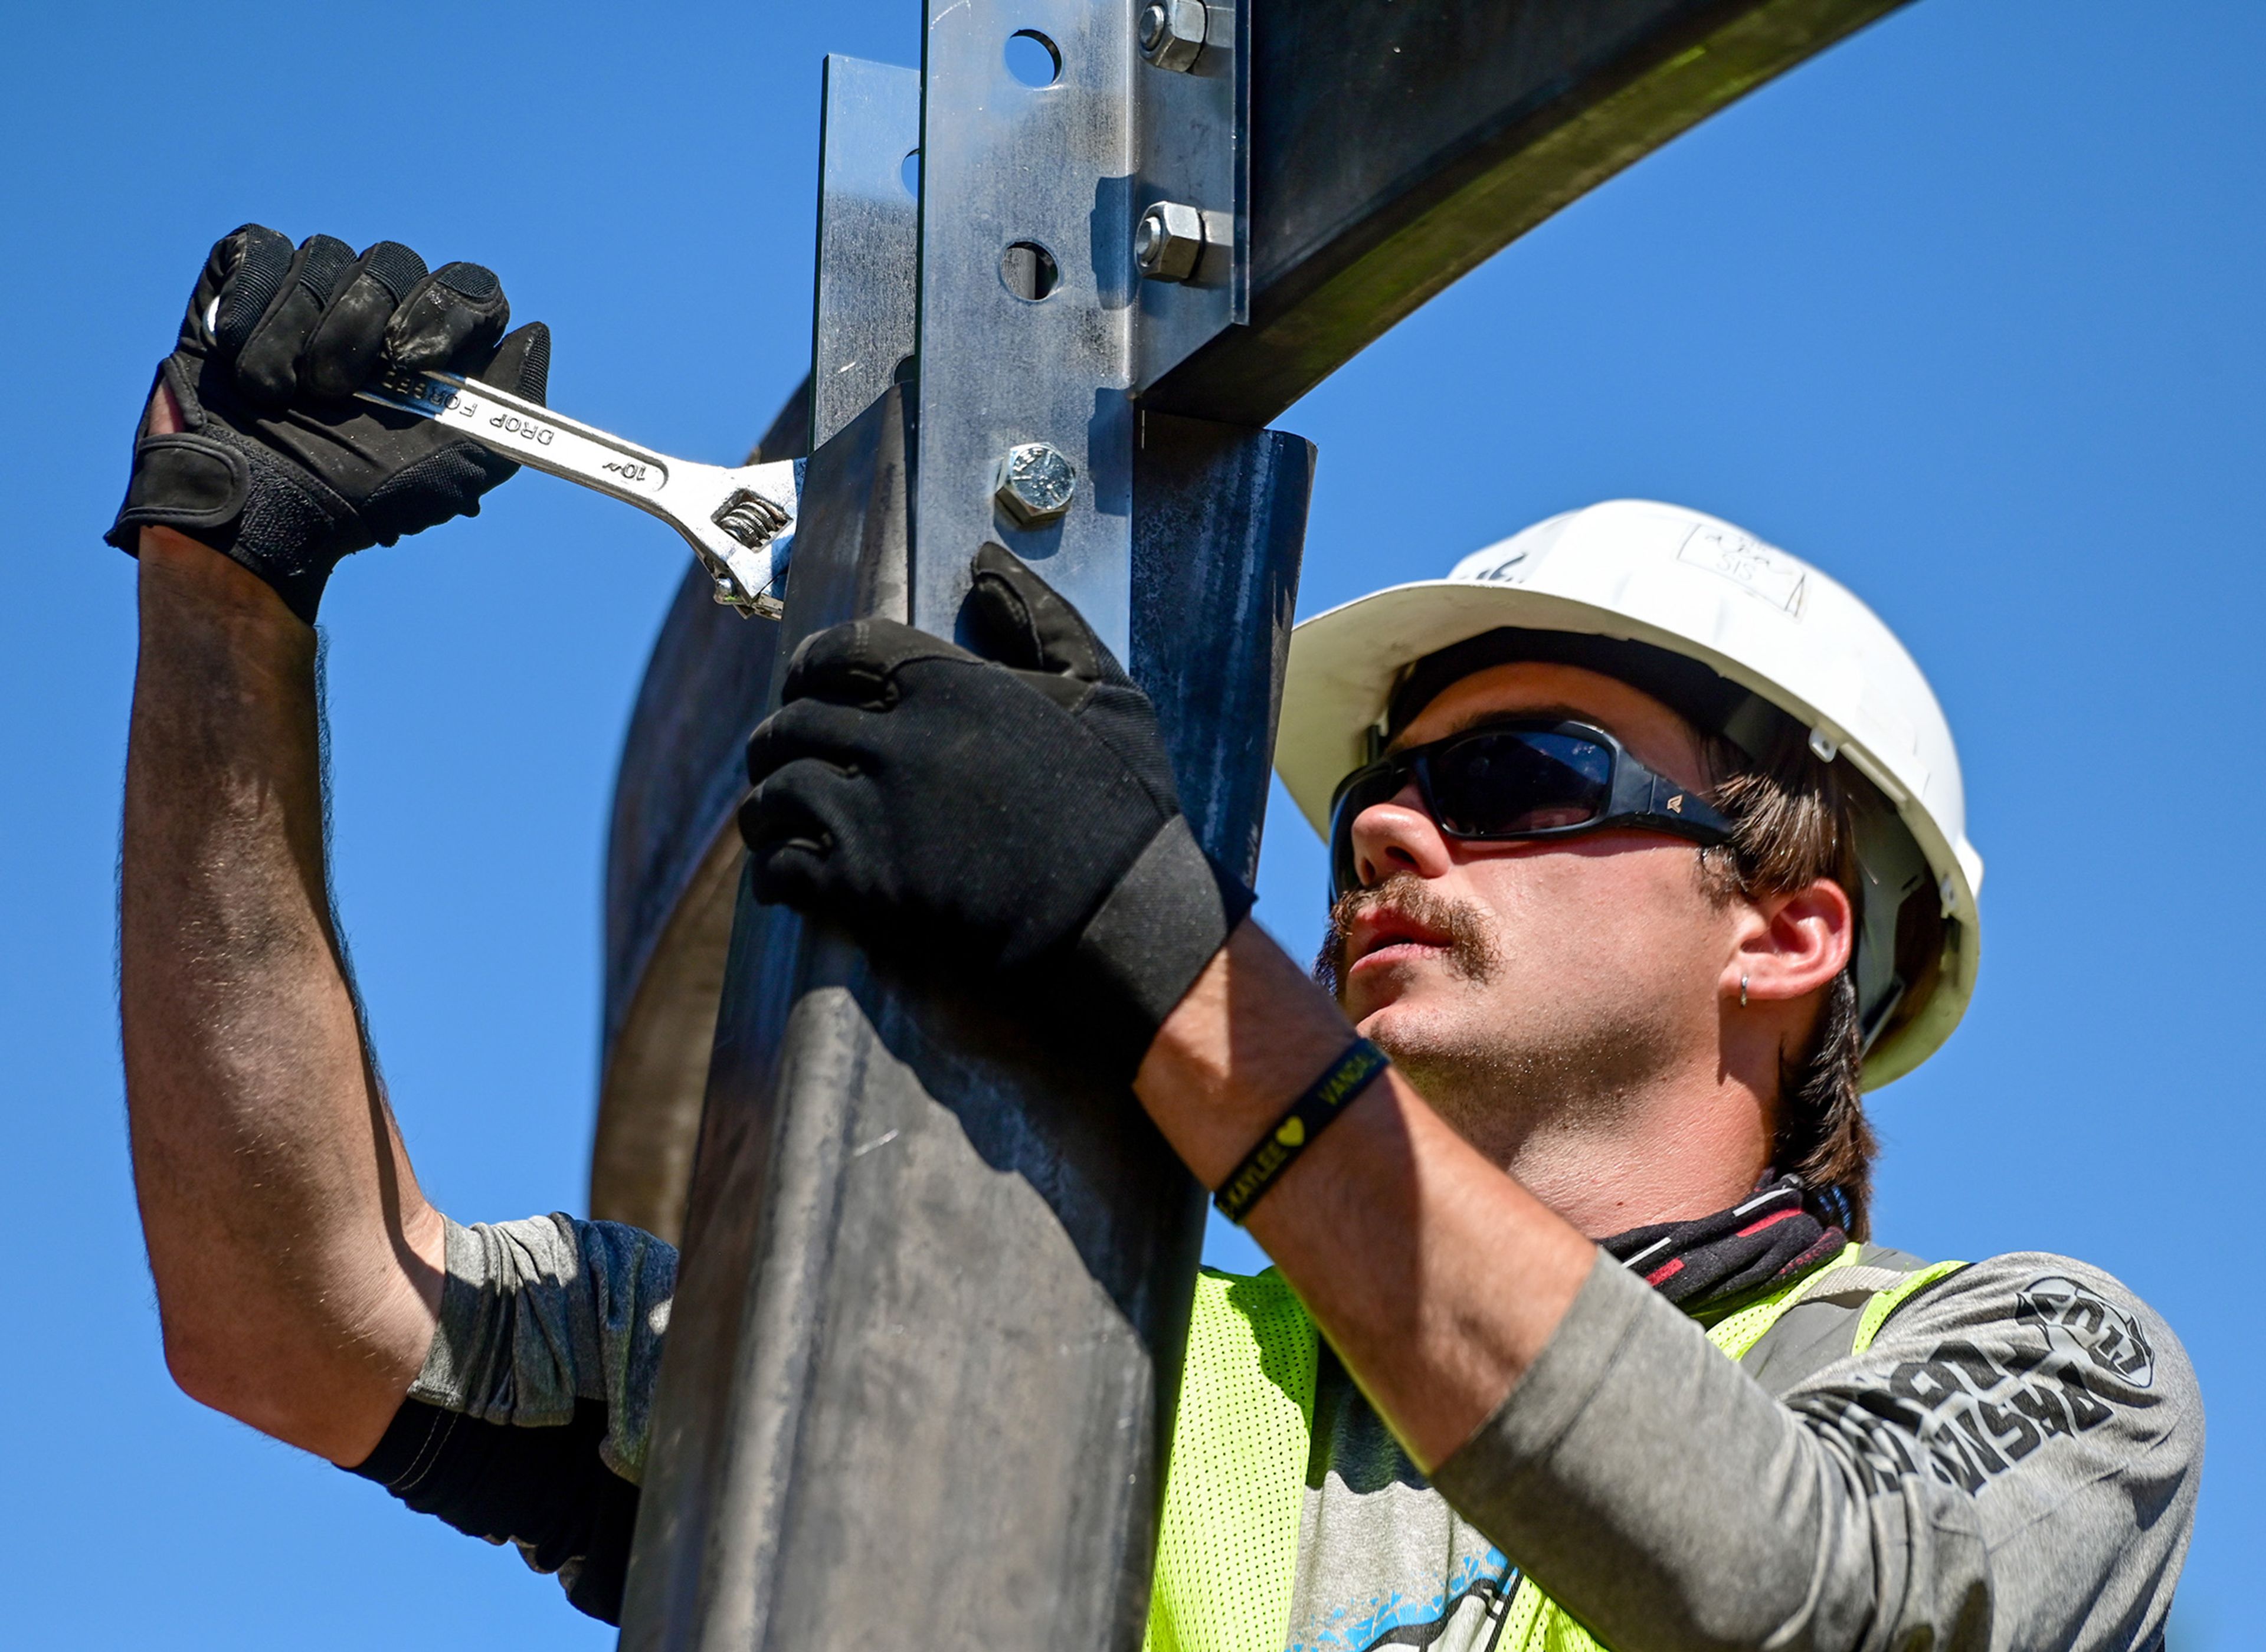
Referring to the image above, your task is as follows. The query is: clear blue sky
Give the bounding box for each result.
[4,2,2257,1645]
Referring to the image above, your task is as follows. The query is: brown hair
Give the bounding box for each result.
[1695,722,1879,1238]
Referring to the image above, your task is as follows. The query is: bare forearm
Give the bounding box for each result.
[1135,922,1594,1468]
[122,527,440,1464]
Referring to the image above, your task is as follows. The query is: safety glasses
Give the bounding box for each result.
[1328,719,1734,896]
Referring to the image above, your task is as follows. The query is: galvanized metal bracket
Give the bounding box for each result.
[1132,0,1249,390]
[811,57,921,450]
[911,0,1139,653]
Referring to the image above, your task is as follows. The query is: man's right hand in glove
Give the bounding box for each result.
[108,224,550,623]
[114,225,550,1468]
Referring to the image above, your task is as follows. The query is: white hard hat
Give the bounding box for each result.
[1275,499,1981,1089]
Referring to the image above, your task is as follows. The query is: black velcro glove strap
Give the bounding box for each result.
[107,224,551,624]
[741,543,1254,1084]
[115,432,249,529]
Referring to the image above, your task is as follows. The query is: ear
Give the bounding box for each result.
[1725,877,1854,1007]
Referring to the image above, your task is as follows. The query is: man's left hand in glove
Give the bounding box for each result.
[739,543,1253,1085]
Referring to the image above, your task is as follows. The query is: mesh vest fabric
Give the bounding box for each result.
[1144,1244,1960,1652]
[1146,1269,1319,1652]
[1849,1258,1966,1355]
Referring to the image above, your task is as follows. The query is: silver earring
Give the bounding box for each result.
[1739,973,1750,1008]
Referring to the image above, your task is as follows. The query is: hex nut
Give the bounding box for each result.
[1138,0,1207,71]
[994,442,1077,526]
[1134,201,1206,283]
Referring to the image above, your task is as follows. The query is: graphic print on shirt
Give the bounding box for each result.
[2023,1274,2156,1389]
[1291,1543,1519,1652]
[1791,1269,2163,1496]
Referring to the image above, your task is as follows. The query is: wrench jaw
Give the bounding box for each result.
[691,533,790,620]
[690,458,804,618]
[349,366,804,619]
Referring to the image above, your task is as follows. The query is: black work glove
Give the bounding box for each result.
[107,224,551,623]
[741,544,1255,1084]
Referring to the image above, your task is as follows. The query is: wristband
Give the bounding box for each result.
[1211,1038,1390,1225]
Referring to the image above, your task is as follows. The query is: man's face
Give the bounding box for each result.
[1324,661,1746,1162]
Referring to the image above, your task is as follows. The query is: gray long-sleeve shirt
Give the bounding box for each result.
[1430,1249,2195,1651]
[361,1216,2198,1648]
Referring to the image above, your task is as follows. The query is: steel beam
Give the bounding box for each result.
[812,57,921,449]
[1147,0,1913,423]
[1131,0,1249,390]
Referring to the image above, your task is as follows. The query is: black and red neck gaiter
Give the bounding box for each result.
[1600,1174,1847,1313]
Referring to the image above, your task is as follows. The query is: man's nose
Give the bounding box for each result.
[1347,781,1453,888]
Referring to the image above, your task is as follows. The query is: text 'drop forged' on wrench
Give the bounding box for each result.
[356,366,803,618]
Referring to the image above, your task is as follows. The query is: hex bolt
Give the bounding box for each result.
[1138,0,1207,71]
[1134,201,1206,283]
[994,442,1078,526]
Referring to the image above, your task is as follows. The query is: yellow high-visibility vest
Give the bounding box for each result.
[1144,1244,1963,1652]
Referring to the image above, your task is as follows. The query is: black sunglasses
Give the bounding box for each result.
[1328,719,1734,896]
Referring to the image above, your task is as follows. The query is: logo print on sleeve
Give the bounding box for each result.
[2019,1275,2156,1389]
[1799,1277,2157,1496]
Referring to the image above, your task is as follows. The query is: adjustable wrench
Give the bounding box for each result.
[355,367,803,617]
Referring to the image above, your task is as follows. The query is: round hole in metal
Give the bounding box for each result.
[1000,241,1060,301]
[1004,29,1062,87]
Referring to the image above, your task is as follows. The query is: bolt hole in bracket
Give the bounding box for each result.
[1000,240,1061,301]
[1004,28,1062,87]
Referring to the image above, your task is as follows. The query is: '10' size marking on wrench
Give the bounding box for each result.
[354,362,803,617]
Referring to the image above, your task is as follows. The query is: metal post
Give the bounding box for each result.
[617,380,1312,1650]
[615,5,1301,1635]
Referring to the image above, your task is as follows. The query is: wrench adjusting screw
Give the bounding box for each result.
[713,490,791,549]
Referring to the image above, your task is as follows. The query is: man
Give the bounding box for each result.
[118,228,2196,1648]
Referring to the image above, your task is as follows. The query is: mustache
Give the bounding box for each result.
[1314,872,1498,998]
